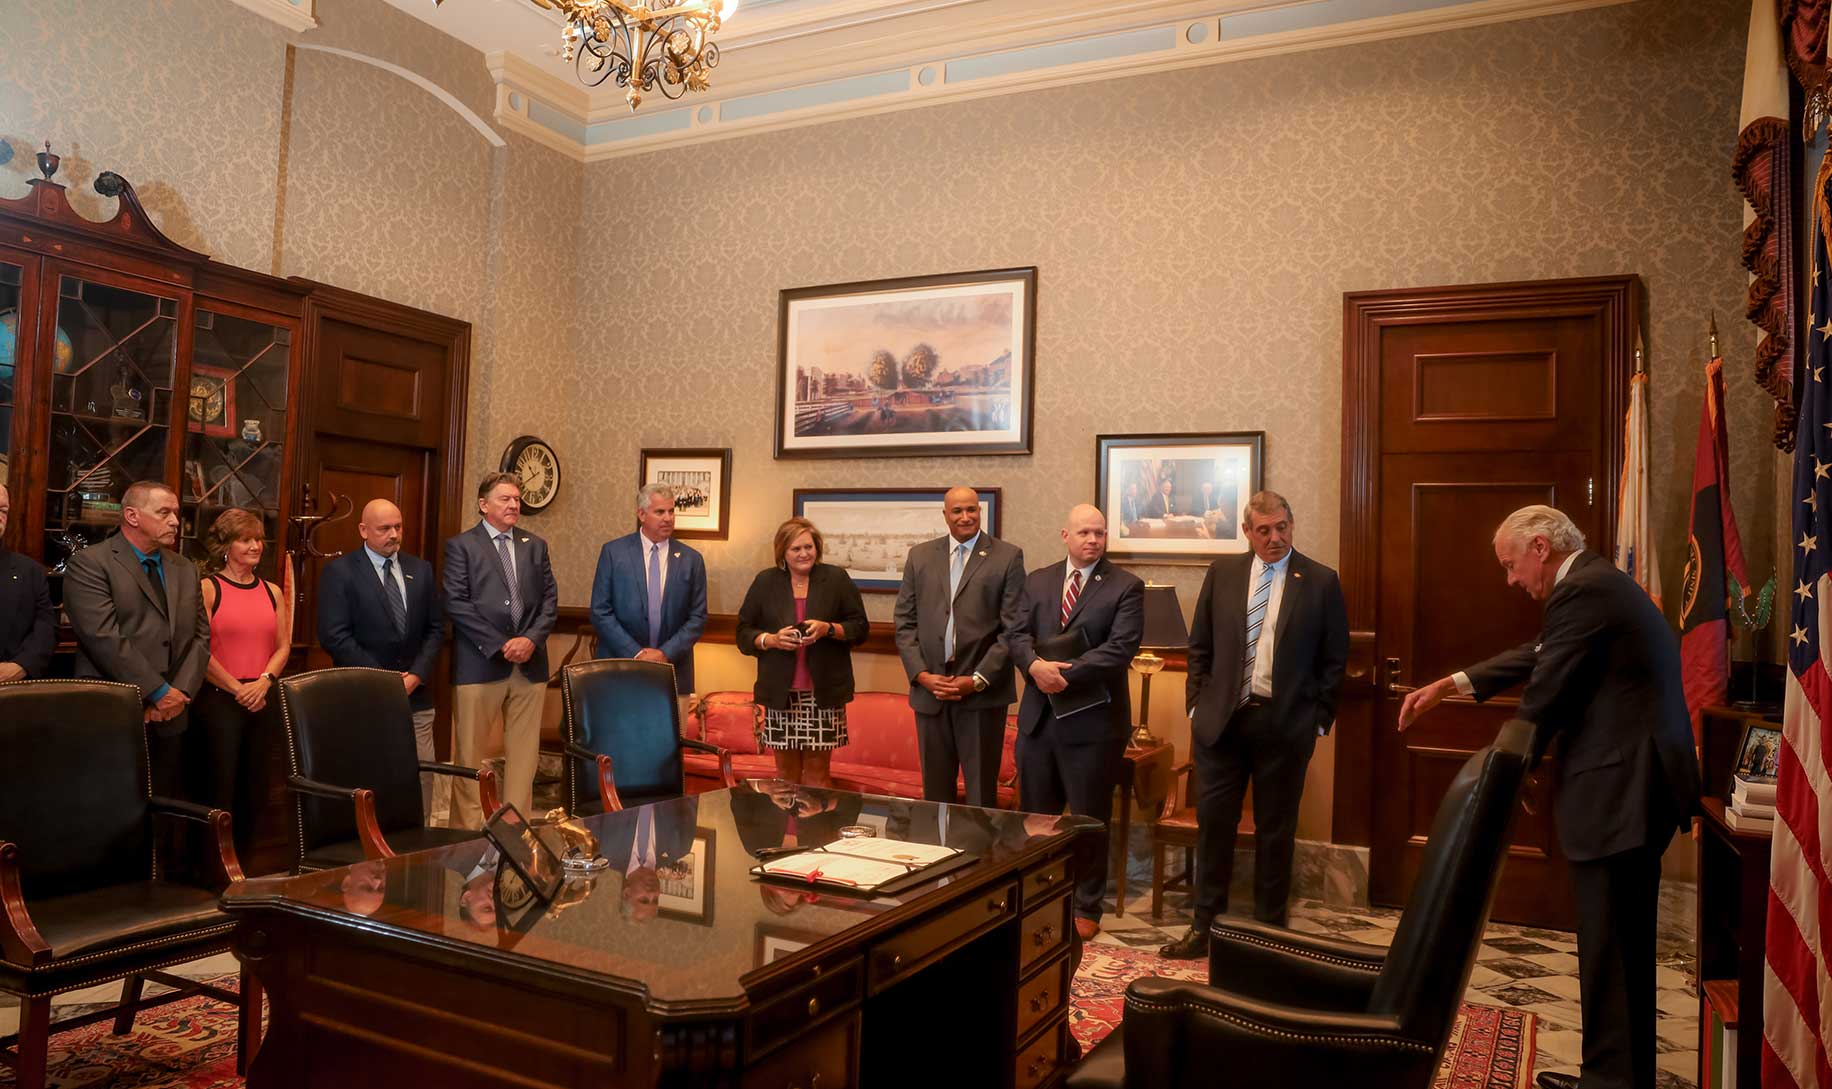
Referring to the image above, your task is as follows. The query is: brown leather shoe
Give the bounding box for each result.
[1074,917,1100,940]
[1534,1072,1578,1089]
[1158,927,1210,959]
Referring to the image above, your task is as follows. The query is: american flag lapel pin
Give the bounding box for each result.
[674,552,681,560]
[1293,571,1303,579]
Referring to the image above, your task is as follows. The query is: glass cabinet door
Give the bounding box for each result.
[183,309,290,576]
[44,274,179,574]
[0,262,19,493]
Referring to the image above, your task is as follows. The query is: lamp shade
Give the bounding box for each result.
[1140,584,1188,649]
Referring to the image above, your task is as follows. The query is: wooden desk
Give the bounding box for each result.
[225,787,1094,1088]
[1110,742,1174,917]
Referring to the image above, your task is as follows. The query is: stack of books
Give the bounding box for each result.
[1725,775,1777,835]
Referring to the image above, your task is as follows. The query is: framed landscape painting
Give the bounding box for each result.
[639,447,732,540]
[792,488,1002,591]
[775,267,1036,459]
[1097,432,1265,564]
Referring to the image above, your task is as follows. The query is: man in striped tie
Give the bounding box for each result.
[445,472,559,828]
[1008,504,1145,939]
[1162,490,1348,959]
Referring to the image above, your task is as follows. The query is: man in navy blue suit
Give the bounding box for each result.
[444,472,558,828]
[1008,504,1144,939]
[0,484,54,682]
[589,483,708,716]
[317,498,446,821]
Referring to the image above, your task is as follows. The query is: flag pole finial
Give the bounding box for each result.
[1634,331,1645,375]
[1709,311,1720,359]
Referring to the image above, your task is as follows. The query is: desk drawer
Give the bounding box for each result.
[748,957,862,1060]
[1016,952,1071,1043]
[1022,858,1069,905]
[742,1011,858,1089]
[869,882,1016,992]
[1018,892,1070,975]
[1015,1018,1067,1089]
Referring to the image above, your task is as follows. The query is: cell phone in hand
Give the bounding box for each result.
[796,620,818,638]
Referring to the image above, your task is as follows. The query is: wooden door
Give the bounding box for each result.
[1337,277,1637,930]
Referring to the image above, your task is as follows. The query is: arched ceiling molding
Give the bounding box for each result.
[294,42,508,148]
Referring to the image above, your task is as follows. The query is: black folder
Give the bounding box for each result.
[1033,630,1110,719]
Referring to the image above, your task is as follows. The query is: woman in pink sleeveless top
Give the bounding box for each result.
[196,508,293,860]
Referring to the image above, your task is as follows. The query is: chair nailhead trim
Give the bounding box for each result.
[20,938,237,996]
[1213,930,1383,971]
[1124,996,1434,1054]
[26,922,235,971]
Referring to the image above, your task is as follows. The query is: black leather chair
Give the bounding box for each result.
[277,667,497,870]
[0,679,260,1089]
[560,659,735,814]
[1068,719,1534,1089]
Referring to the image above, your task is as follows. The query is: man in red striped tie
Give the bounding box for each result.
[1008,504,1145,938]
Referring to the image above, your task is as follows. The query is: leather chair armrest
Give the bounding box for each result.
[419,762,502,818]
[0,842,50,967]
[564,743,622,813]
[285,776,394,860]
[1207,918,1384,1013]
[1120,977,1435,1089]
[1064,1025,1127,1089]
[150,796,246,889]
[680,736,738,787]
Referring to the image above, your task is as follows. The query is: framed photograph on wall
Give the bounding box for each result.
[792,488,1002,592]
[1097,432,1265,564]
[775,267,1036,459]
[639,448,732,540]
[657,829,715,925]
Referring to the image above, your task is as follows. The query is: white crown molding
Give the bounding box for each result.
[225,0,318,33]
[482,0,1634,160]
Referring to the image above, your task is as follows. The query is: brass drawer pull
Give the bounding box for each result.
[1027,1058,1046,1078]
[989,898,1007,913]
[1029,989,1050,1012]
[891,953,904,970]
[807,996,820,1017]
[1036,871,1055,884]
[1032,924,1054,946]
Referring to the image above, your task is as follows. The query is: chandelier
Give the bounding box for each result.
[523,0,740,110]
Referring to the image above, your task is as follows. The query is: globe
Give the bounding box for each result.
[0,309,76,373]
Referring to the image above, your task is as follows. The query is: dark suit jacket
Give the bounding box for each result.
[317,548,444,710]
[589,532,708,694]
[1463,550,1702,861]
[443,522,559,686]
[64,534,210,715]
[892,533,1026,713]
[1007,558,1145,744]
[1142,493,1176,519]
[1186,550,1349,746]
[0,548,54,677]
[598,797,699,870]
[736,563,869,710]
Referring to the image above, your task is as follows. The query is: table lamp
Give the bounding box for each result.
[1130,583,1188,747]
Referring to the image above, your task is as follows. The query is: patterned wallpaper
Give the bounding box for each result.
[570,0,1769,626]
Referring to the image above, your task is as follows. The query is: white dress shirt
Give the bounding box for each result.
[627,807,656,876]
[1247,552,1292,699]
[640,531,672,594]
[1451,551,1581,696]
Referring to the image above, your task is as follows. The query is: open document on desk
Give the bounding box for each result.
[753,837,962,891]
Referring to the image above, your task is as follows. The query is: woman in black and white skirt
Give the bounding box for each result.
[737,517,869,787]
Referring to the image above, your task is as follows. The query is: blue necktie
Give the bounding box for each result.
[647,541,663,648]
[495,533,522,622]
[1239,562,1274,707]
[944,541,968,663]
[380,558,407,638]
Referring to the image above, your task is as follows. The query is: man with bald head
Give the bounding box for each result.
[894,486,1025,805]
[1008,504,1144,936]
[65,480,211,797]
[318,498,446,819]
[0,484,54,681]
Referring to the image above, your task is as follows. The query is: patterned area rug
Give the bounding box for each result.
[1071,942,1537,1089]
[21,955,1534,1087]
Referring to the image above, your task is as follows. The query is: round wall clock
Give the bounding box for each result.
[501,435,561,512]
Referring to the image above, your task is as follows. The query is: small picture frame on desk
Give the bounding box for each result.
[1732,721,1781,786]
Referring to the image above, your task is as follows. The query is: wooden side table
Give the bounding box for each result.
[1111,741,1175,916]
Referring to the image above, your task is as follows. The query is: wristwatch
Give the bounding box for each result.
[260,672,277,683]
[972,674,989,693]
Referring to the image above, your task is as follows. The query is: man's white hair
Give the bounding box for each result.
[1494,505,1585,553]
[637,482,674,510]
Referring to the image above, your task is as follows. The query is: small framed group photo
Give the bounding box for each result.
[657,829,716,925]
[1733,721,1782,785]
[792,488,1001,592]
[775,267,1036,459]
[1097,432,1264,564]
[639,448,732,540]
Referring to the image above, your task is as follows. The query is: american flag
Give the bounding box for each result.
[1766,153,1832,1088]
[1613,340,1661,608]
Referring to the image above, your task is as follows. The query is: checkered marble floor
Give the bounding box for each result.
[1093,882,1699,1089]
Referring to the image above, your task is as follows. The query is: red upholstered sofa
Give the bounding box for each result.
[683,691,1019,808]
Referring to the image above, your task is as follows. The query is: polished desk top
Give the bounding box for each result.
[225,784,1090,1010]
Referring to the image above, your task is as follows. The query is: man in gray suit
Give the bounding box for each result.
[65,480,211,798]
[893,487,1025,806]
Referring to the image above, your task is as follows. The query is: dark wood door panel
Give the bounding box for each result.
[312,317,446,448]
[1377,310,1606,454]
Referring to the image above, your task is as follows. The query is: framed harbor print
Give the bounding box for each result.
[775,267,1036,458]
[639,447,732,540]
[792,488,1002,592]
[1097,432,1265,564]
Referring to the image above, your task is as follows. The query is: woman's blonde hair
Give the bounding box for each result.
[771,518,824,567]
[204,507,265,574]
